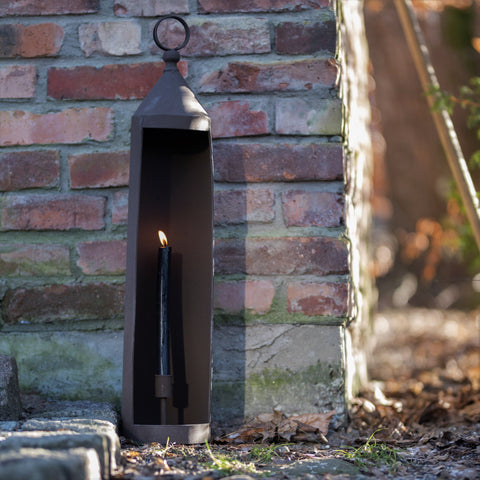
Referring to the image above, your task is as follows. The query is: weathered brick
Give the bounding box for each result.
[0,66,36,98]
[198,0,329,13]
[0,194,105,231]
[214,188,274,225]
[0,151,59,191]
[152,18,269,56]
[0,0,99,16]
[2,283,124,324]
[213,143,343,182]
[287,282,348,316]
[214,237,348,275]
[69,151,129,189]
[112,191,128,225]
[276,21,336,54]
[0,108,112,146]
[282,191,344,227]
[0,23,64,58]
[276,98,342,135]
[214,280,275,314]
[199,59,337,93]
[76,240,126,275]
[0,244,70,277]
[208,101,268,138]
[48,62,187,100]
[114,0,189,16]
[79,21,141,57]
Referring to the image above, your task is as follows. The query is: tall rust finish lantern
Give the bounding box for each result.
[122,16,213,444]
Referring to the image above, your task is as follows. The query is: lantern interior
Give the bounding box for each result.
[131,128,213,426]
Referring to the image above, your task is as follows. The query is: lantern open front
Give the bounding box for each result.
[122,17,213,444]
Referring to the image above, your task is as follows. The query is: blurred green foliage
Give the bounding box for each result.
[428,78,480,272]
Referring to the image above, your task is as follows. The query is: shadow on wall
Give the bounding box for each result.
[211,157,248,424]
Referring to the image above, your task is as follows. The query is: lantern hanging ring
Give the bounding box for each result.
[153,15,190,52]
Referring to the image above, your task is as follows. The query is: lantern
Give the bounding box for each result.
[122,16,213,444]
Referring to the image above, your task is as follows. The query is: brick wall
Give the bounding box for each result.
[0,0,372,421]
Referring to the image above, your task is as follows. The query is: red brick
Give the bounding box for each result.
[276,21,336,55]
[76,240,126,275]
[112,191,128,225]
[2,283,124,325]
[152,18,269,56]
[282,191,344,227]
[0,194,105,231]
[0,66,36,98]
[214,280,275,314]
[69,151,129,189]
[214,237,348,275]
[48,62,187,100]
[213,143,343,182]
[199,59,337,93]
[287,282,348,316]
[0,108,112,146]
[276,98,342,135]
[208,101,268,138]
[0,24,63,57]
[0,244,70,276]
[198,0,329,13]
[114,0,189,16]
[214,189,274,225]
[0,150,59,191]
[79,21,141,57]
[0,0,99,16]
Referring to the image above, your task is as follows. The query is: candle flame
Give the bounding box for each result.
[158,230,168,247]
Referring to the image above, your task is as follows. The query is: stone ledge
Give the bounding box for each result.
[0,400,120,480]
[0,447,101,480]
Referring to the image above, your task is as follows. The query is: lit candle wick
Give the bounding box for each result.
[158,230,168,247]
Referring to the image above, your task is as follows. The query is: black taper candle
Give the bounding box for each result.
[157,231,171,377]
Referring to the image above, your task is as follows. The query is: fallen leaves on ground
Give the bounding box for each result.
[219,409,335,444]
[113,308,480,479]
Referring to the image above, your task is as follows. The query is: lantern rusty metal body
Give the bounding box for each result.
[122,17,213,444]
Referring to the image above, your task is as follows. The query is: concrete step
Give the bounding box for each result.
[0,401,120,480]
[0,447,102,480]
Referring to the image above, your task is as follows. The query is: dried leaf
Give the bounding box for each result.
[289,411,336,434]
[123,450,142,463]
[221,410,335,444]
[223,426,266,443]
[460,401,480,421]
[251,412,277,425]
[418,402,449,424]
[277,417,299,441]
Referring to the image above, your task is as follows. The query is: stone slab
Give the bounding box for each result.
[0,430,113,479]
[0,331,122,405]
[212,324,346,422]
[0,447,101,480]
[269,458,361,477]
[21,418,120,474]
[213,324,344,381]
[0,354,22,421]
[29,400,119,425]
[0,421,18,431]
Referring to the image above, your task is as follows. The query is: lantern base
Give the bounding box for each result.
[123,423,210,444]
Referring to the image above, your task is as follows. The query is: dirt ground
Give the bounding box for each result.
[113,308,480,479]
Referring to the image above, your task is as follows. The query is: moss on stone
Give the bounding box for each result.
[212,362,345,423]
[214,310,347,327]
[0,331,122,407]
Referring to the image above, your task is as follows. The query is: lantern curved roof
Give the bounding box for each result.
[133,60,210,132]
